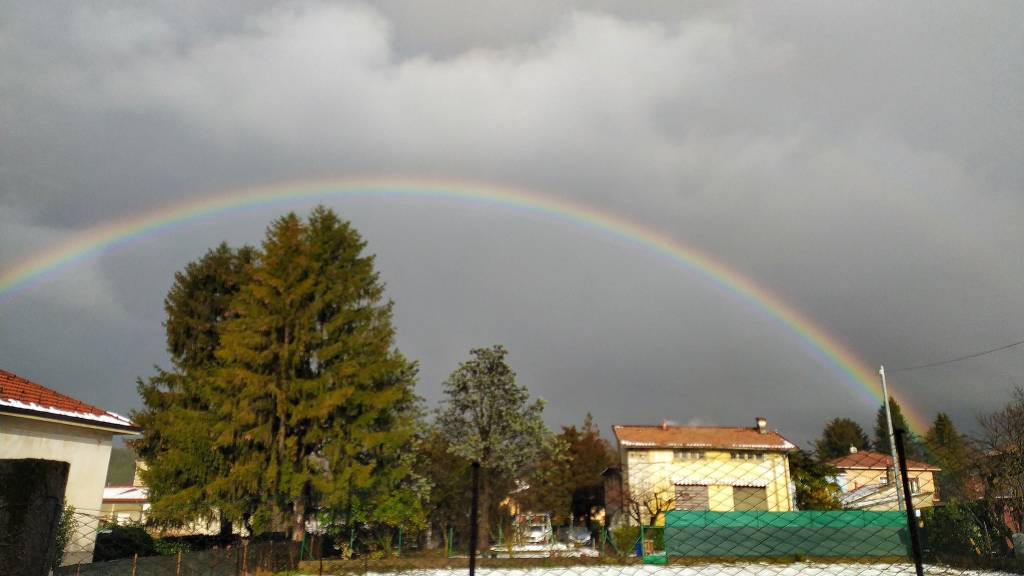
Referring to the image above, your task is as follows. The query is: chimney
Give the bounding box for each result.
[755,417,767,434]
[849,445,858,454]
[661,420,669,430]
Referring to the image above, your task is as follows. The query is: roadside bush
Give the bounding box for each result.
[923,499,1012,561]
[52,504,77,571]
[93,522,156,561]
[153,538,192,556]
[611,526,639,556]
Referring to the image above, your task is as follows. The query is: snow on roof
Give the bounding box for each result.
[103,486,149,502]
[0,369,138,431]
[829,450,939,471]
[613,424,797,452]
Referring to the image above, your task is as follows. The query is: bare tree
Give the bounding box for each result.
[623,483,674,527]
[975,386,1024,536]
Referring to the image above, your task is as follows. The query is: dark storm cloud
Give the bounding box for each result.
[1,1,1022,446]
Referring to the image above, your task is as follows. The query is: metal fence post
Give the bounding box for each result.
[894,428,925,576]
[469,461,480,576]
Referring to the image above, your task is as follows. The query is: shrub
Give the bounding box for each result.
[52,504,78,570]
[92,522,156,561]
[922,499,1012,560]
[611,526,639,556]
[153,538,192,556]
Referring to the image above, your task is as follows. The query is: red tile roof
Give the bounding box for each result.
[613,424,797,452]
[829,450,939,471]
[0,369,137,430]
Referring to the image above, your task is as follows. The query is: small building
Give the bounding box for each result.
[100,459,150,525]
[0,369,140,564]
[829,448,940,511]
[101,485,149,525]
[607,418,797,527]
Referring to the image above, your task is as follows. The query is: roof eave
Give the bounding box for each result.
[619,442,796,452]
[0,404,141,434]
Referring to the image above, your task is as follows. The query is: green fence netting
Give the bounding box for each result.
[665,510,911,558]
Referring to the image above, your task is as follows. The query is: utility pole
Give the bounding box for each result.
[879,365,904,511]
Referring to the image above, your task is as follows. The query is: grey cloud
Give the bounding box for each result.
[1,0,1022,446]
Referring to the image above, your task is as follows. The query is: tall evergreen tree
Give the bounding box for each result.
[164,243,256,370]
[215,208,419,541]
[925,412,970,500]
[437,345,548,552]
[132,244,254,530]
[873,396,922,458]
[815,417,871,460]
[214,214,316,536]
[789,450,842,511]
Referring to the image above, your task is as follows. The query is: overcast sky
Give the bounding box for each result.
[2,1,1022,447]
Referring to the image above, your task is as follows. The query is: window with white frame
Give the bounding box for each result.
[673,450,705,461]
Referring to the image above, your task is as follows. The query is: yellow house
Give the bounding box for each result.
[829,448,940,511]
[609,418,797,526]
[0,369,140,564]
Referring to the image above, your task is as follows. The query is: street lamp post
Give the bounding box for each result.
[879,365,904,512]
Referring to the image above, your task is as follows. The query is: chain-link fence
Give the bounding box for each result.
[16,507,305,576]
[4,428,1023,576]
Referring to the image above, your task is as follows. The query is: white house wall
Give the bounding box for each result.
[0,413,114,565]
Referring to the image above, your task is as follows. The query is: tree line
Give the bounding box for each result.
[809,391,1024,559]
[132,206,1022,559]
[132,206,617,552]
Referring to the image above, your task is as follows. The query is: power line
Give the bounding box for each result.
[890,338,1024,373]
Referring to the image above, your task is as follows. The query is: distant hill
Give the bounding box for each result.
[106,446,136,485]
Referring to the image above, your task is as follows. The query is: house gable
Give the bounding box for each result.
[0,369,139,433]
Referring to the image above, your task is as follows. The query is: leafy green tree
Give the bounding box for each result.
[518,437,573,523]
[922,499,1008,559]
[560,414,617,526]
[418,428,472,551]
[925,412,970,500]
[815,417,870,460]
[788,451,842,510]
[503,414,615,528]
[873,396,923,458]
[132,244,254,532]
[437,345,548,551]
[215,207,418,541]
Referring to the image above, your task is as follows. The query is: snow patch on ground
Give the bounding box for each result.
[348,564,1015,576]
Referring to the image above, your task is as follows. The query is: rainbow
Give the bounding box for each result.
[0,176,929,433]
